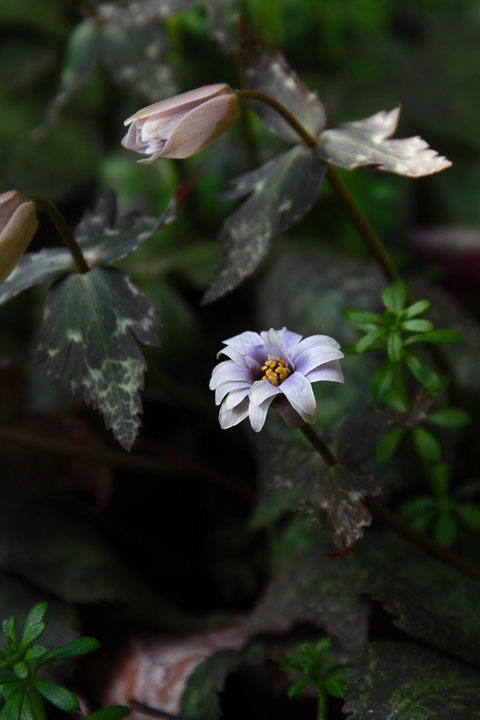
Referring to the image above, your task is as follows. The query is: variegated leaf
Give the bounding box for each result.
[98,0,193,28]
[239,21,326,144]
[35,267,160,450]
[202,146,326,304]
[317,107,452,177]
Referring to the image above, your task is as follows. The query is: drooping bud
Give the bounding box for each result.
[122,84,240,163]
[0,191,38,283]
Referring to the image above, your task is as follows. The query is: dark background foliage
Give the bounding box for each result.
[1,0,479,718]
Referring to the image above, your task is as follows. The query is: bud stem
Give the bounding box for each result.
[234,89,318,149]
[299,424,337,467]
[30,196,89,274]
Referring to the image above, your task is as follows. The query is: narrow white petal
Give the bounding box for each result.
[248,396,276,432]
[219,397,249,429]
[209,363,252,390]
[294,346,344,376]
[215,380,250,406]
[306,360,345,384]
[225,386,251,409]
[248,379,281,406]
[279,372,317,423]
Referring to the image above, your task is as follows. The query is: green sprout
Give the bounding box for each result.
[342,280,463,411]
[0,602,130,720]
[274,638,348,720]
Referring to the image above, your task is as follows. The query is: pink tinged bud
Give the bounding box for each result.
[122,83,240,162]
[0,191,38,283]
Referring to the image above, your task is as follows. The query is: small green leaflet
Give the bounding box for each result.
[317,107,452,177]
[202,146,326,304]
[35,267,160,450]
[0,188,182,307]
[344,642,480,719]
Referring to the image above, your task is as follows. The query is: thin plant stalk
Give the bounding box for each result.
[298,422,480,582]
[30,195,89,274]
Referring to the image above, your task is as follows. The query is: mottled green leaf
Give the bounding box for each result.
[341,308,382,332]
[36,266,160,450]
[33,679,79,712]
[375,426,405,461]
[403,299,430,319]
[0,684,25,720]
[371,360,395,400]
[203,146,326,303]
[344,642,480,719]
[381,281,407,312]
[0,189,180,307]
[12,663,27,681]
[356,329,385,353]
[403,328,464,345]
[317,107,451,177]
[352,534,480,668]
[239,21,326,143]
[404,353,445,395]
[387,333,403,362]
[247,549,368,653]
[98,0,192,28]
[205,0,240,51]
[21,603,47,648]
[402,319,434,333]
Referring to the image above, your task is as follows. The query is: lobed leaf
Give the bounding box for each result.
[202,146,326,303]
[239,20,326,143]
[35,267,161,450]
[317,107,452,177]
[344,642,480,719]
[0,189,181,307]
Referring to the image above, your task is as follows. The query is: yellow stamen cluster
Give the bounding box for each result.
[261,356,292,386]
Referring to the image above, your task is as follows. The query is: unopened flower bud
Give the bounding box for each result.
[122,84,240,163]
[0,191,38,283]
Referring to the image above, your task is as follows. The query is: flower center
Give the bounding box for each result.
[261,356,292,386]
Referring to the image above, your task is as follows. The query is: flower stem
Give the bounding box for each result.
[234,89,318,149]
[300,423,480,581]
[317,687,327,720]
[299,424,337,467]
[30,195,89,274]
[326,165,401,284]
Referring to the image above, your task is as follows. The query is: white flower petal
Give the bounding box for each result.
[209,362,252,390]
[280,328,303,356]
[294,346,344,376]
[293,335,341,361]
[225,386,251,409]
[248,379,281,406]
[215,380,251,406]
[223,331,266,364]
[279,372,317,424]
[306,360,345,384]
[219,397,250,429]
[262,328,292,364]
[249,396,277,432]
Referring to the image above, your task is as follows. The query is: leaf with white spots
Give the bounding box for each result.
[35,267,161,451]
[317,107,452,177]
[98,0,193,28]
[239,21,326,144]
[202,146,326,304]
[48,15,176,118]
[205,0,240,52]
[254,435,380,549]
[0,188,182,306]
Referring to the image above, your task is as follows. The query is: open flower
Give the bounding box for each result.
[122,84,240,163]
[0,191,38,283]
[210,328,344,432]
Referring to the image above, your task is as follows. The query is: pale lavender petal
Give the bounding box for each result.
[217,345,248,365]
[280,328,303,356]
[223,331,266,364]
[279,371,317,423]
[293,335,341,363]
[219,397,249,429]
[306,359,344,384]
[295,346,344,376]
[209,363,252,390]
[261,328,291,364]
[248,396,277,432]
[124,84,230,125]
[275,397,305,429]
[215,380,250,405]
[248,379,281,406]
[225,386,251,409]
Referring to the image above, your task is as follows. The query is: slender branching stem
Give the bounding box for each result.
[299,423,480,582]
[325,165,401,285]
[317,686,327,720]
[30,195,89,274]
[234,89,318,149]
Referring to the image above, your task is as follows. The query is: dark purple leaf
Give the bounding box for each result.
[317,107,452,177]
[239,21,326,144]
[202,146,326,303]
